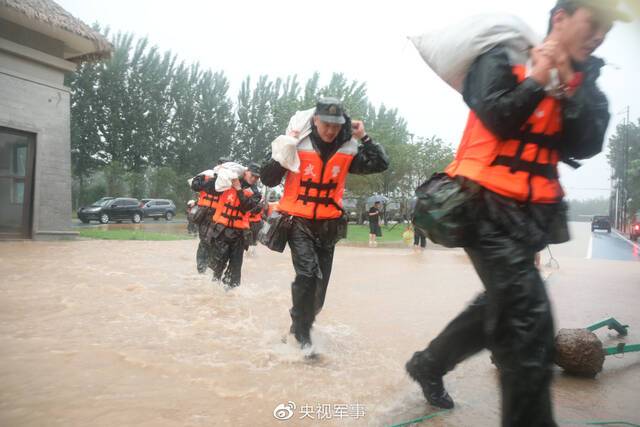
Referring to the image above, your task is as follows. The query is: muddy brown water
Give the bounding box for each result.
[1,228,639,426]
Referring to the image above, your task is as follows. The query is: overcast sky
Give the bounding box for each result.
[56,0,640,200]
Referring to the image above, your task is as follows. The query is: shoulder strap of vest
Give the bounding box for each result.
[491,156,559,179]
[494,123,562,178]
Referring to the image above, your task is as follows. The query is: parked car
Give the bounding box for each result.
[141,199,176,220]
[77,197,113,223]
[342,198,359,223]
[78,197,143,224]
[591,215,611,233]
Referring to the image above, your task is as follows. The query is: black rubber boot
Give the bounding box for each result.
[290,321,312,349]
[406,351,455,409]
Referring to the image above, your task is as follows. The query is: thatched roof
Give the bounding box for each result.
[0,0,112,62]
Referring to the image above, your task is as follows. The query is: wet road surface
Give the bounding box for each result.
[589,229,640,262]
[0,223,638,426]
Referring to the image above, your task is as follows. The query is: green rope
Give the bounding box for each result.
[390,415,639,427]
[560,420,640,426]
[389,410,450,427]
[583,422,639,427]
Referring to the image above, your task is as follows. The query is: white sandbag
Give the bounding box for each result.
[271,108,315,173]
[272,135,301,173]
[285,108,314,138]
[214,162,246,192]
[410,14,541,93]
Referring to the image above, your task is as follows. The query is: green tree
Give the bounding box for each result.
[103,161,128,196]
[233,75,277,164]
[318,73,368,119]
[364,104,410,196]
[126,171,149,200]
[406,136,456,191]
[607,118,640,220]
[149,166,179,200]
[67,25,456,213]
[271,75,303,139]
[66,56,104,208]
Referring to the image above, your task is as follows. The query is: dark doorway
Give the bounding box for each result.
[0,127,36,239]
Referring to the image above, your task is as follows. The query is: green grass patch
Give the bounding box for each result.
[345,224,407,243]
[79,228,193,241]
[79,224,406,243]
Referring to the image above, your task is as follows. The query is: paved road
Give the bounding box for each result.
[546,221,639,263]
[590,229,640,262]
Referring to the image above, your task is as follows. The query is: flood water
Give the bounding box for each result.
[75,219,192,236]
[1,230,639,426]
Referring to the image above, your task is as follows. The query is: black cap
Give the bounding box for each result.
[217,156,232,165]
[315,97,346,125]
[247,162,261,177]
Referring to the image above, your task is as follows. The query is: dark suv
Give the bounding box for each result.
[77,197,113,223]
[141,199,176,221]
[342,198,359,223]
[78,197,143,224]
[591,215,611,233]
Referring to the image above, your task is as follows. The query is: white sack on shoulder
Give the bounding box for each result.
[219,162,246,178]
[214,162,246,192]
[410,14,541,93]
[286,108,314,137]
[272,135,301,173]
[271,108,316,173]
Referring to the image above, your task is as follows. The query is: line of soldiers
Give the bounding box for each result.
[190,160,263,289]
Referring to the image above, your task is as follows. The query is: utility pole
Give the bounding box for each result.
[613,106,631,231]
[622,106,630,232]
[610,169,616,225]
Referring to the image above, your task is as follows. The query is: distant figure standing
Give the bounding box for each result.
[205,167,261,288]
[190,157,230,274]
[246,163,265,257]
[186,199,197,235]
[413,226,427,252]
[368,201,383,247]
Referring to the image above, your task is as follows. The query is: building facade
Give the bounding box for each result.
[0,0,111,239]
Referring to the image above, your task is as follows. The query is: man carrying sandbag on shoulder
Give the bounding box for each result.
[407,1,629,424]
[201,162,261,289]
[260,97,389,349]
[189,156,230,274]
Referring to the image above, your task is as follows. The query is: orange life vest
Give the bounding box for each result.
[446,64,564,204]
[196,176,220,210]
[212,187,253,229]
[277,137,357,220]
[248,209,262,223]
